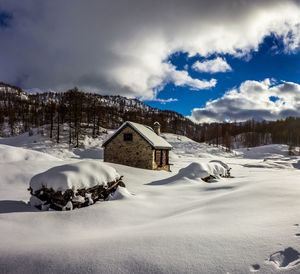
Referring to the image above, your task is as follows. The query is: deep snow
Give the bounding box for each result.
[1,131,300,273]
[30,161,120,192]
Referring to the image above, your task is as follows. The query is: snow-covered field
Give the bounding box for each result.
[1,131,300,274]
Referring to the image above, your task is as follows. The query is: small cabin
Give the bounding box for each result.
[102,121,172,171]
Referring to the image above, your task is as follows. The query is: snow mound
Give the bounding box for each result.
[178,161,230,181]
[108,186,132,200]
[244,159,294,169]
[237,144,289,159]
[30,161,121,192]
[178,162,210,180]
[29,196,43,207]
[0,144,59,163]
[209,159,230,170]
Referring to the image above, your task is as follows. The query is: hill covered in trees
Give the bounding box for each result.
[0,82,201,146]
[1,82,300,151]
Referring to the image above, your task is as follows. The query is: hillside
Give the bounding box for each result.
[0,82,202,142]
[2,82,300,151]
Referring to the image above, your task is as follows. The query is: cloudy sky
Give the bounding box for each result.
[1,0,300,123]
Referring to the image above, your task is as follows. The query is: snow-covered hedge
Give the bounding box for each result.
[29,161,125,210]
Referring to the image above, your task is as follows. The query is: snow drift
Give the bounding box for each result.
[149,160,231,185]
[0,144,58,163]
[3,130,300,273]
[108,186,133,201]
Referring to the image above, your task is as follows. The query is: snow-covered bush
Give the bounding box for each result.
[29,161,125,210]
[178,160,231,182]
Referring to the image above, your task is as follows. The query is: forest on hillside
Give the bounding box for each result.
[0,83,200,146]
[1,82,300,152]
[201,117,300,153]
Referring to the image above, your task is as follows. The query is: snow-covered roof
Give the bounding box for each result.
[103,121,172,149]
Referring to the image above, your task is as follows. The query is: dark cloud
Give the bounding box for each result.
[0,0,300,99]
[0,10,12,28]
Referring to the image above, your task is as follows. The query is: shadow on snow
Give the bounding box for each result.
[0,200,38,214]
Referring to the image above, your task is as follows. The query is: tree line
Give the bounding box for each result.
[1,82,300,150]
[0,84,201,146]
[200,118,300,152]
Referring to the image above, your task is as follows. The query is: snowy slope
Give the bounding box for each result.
[0,144,59,163]
[1,131,300,273]
[0,126,110,160]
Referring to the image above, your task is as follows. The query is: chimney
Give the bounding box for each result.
[153,121,161,135]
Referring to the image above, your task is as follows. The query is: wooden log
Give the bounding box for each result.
[29,177,126,210]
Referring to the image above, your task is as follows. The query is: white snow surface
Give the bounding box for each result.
[30,161,121,192]
[108,186,133,201]
[0,144,59,163]
[1,130,300,273]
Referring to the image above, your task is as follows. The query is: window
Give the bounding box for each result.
[123,133,133,141]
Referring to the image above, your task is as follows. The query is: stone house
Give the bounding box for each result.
[102,121,172,171]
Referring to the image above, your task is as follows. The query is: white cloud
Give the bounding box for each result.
[166,65,217,90]
[0,1,300,99]
[190,79,300,123]
[192,57,232,73]
[144,97,178,104]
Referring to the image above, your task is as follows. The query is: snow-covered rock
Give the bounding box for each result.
[178,161,230,182]
[29,161,121,192]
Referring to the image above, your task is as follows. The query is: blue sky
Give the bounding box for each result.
[145,34,300,116]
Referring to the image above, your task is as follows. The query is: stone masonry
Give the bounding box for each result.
[104,125,154,169]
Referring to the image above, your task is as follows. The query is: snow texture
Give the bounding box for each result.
[177,161,228,181]
[30,161,120,192]
[108,186,133,201]
[1,130,300,273]
[0,144,59,163]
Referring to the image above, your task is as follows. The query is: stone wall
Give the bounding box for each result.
[104,125,154,169]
